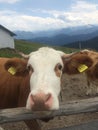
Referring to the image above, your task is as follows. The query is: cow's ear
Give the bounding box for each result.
[5,58,28,76]
[62,54,93,75]
[87,63,98,80]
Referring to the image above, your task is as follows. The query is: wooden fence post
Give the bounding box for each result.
[25,119,42,130]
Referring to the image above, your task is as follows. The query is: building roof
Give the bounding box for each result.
[0,25,16,36]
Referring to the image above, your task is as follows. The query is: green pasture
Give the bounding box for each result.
[0,40,77,58]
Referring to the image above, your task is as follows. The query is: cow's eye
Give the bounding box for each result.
[57,63,63,71]
[27,64,33,72]
[55,63,63,77]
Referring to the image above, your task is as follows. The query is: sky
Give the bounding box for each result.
[0,0,98,31]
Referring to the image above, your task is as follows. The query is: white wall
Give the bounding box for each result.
[0,29,15,49]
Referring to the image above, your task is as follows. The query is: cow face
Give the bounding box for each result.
[5,47,70,111]
[26,47,66,110]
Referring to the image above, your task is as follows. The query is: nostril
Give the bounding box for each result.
[30,94,33,100]
[45,93,53,107]
[29,94,35,106]
[46,93,52,102]
[30,94,38,103]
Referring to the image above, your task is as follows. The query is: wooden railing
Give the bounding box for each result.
[1,97,98,130]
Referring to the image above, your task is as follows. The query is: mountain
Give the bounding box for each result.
[28,30,98,45]
[64,36,98,50]
[14,25,98,46]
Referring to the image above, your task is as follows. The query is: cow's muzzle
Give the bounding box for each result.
[29,92,53,110]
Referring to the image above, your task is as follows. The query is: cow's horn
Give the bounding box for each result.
[15,50,30,58]
[18,52,30,58]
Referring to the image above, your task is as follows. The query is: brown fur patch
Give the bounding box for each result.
[63,52,93,75]
[5,58,29,76]
[87,63,98,80]
[0,57,30,109]
[63,49,98,82]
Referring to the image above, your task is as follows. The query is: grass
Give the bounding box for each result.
[15,40,46,54]
[0,40,78,58]
[0,48,20,58]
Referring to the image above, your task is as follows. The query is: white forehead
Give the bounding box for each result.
[28,47,64,68]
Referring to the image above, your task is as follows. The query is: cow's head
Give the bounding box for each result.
[4,47,71,110]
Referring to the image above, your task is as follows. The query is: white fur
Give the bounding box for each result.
[26,47,65,110]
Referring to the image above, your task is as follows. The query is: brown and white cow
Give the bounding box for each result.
[63,49,98,95]
[0,47,74,129]
[0,47,74,111]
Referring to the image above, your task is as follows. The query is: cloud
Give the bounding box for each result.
[29,1,98,27]
[47,1,98,26]
[71,1,98,12]
[0,0,20,4]
[0,1,98,31]
[0,10,65,31]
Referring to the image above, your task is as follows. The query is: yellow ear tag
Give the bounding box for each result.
[8,67,16,75]
[78,64,88,73]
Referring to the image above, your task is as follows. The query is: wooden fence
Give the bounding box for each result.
[1,97,98,130]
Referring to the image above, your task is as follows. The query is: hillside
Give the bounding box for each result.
[29,31,98,46]
[64,35,98,51]
[15,40,77,53]
[0,40,77,57]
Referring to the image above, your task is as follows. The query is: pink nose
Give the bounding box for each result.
[30,93,53,110]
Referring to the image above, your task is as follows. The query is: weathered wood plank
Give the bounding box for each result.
[0,97,98,124]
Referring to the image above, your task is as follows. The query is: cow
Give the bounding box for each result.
[63,49,98,95]
[0,47,78,130]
